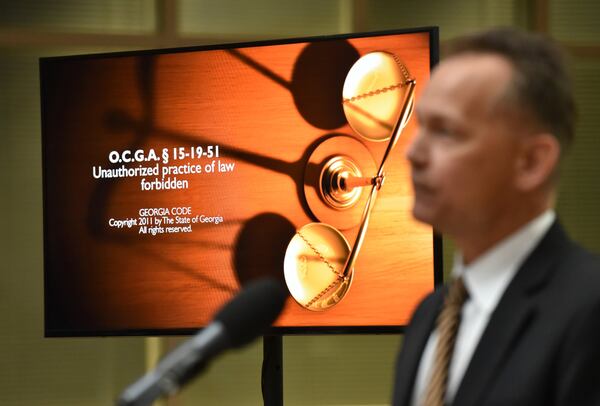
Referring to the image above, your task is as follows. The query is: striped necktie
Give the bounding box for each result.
[422,277,469,406]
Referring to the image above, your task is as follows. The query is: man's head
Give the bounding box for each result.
[407,28,575,254]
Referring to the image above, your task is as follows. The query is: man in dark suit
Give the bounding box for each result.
[392,28,600,406]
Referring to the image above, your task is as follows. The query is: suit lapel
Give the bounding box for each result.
[394,290,445,406]
[452,221,571,406]
[452,283,537,406]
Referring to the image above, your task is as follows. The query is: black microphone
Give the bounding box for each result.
[117,278,288,406]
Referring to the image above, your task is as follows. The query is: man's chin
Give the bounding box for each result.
[411,204,436,227]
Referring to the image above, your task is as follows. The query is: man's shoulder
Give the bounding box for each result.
[562,240,600,269]
[535,220,600,279]
[404,287,444,333]
[528,225,600,317]
[552,238,600,295]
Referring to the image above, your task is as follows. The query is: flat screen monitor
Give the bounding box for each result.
[40,27,441,336]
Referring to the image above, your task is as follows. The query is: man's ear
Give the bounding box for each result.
[515,133,561,191]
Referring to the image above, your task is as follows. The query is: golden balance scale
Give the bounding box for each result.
[284,51,416,311]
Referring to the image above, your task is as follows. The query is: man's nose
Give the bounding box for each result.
[406,130,427,168]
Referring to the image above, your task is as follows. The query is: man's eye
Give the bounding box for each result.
[432,127,452,137]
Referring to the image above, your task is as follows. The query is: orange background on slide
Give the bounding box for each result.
[41,31,434,333]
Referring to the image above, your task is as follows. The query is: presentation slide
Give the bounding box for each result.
[41,29,437,335]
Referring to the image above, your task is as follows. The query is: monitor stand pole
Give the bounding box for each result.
[262,335,283,406]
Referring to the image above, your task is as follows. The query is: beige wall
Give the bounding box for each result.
[1,1,599,405]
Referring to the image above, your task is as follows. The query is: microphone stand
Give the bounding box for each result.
[262,335,283,406]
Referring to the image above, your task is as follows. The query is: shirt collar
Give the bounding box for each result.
[452,210,556,313]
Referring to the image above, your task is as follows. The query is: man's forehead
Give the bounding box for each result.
[433,52,513,84]
[420,53,514,117]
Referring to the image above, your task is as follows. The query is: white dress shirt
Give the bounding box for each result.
[410,210,556,406]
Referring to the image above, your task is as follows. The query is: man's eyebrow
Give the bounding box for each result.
[416,108,451,124]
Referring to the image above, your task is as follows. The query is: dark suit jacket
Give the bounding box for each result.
[393,221,600,406]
